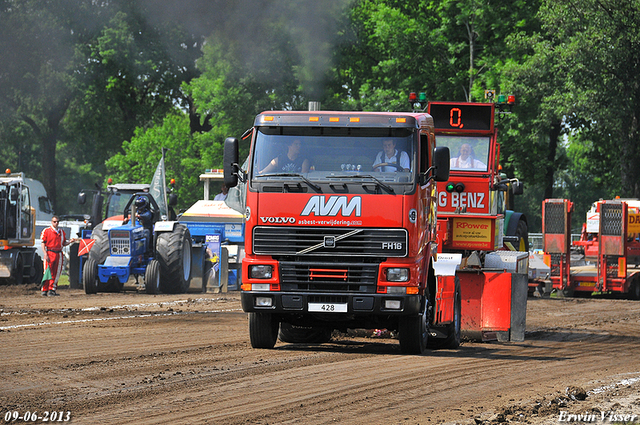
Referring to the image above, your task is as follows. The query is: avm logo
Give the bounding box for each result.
[300,196,362,217]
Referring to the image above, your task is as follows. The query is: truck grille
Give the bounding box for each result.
[601,203,623,236]
[544,202,566,234]
[279,259,379,292]
[110,237,131,255]
[253,227,407,257]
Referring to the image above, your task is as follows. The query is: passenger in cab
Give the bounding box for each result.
[372,139,410,172]
[260,139,310,174]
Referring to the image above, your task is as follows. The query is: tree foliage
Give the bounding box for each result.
[2,0,640,231]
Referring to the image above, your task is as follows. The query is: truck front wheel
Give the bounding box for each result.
[249,312,279,349]
[399,297,429,354]
[7,253,23,285]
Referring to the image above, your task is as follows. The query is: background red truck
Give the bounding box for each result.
[425,100,529,342]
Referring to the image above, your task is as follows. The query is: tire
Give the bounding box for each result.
[428,277,461,349]
[156,224,192,294]
[83,258,99,294]
[629,279,640,300]
[87,223,110,265]
[145,259,161,294]
[398,296,430,355]
[8,253,24,285]
[515,219,529,252]
[249,312,279,349]
[278,323,332,344]
[27,253,44,285]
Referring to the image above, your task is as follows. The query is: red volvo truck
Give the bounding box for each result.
[224,109,459,354]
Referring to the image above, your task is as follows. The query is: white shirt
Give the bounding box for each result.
[373,149,410,172]
[214,193,227,201]
[450,156,486,170]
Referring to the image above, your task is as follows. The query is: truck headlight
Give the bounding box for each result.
[249,265,273,279]
[386,268,409,282]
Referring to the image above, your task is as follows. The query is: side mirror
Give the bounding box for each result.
[9,186,19,202]
[433,146,450,182]
[224,137,240,188]
[168,193,178,206]
[77,192,86,205]
[512,180,524,196]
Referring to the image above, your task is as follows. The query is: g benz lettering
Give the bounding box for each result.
[301,196,362,217]
[439,192,485,209]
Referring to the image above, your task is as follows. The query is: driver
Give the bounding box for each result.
[134,196,154,253]
[372,139,410,172]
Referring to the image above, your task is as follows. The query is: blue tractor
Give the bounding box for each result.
[82,193,192,294]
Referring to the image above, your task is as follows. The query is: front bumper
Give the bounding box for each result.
[241,291,422,317]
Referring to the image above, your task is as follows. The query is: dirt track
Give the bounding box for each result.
[1,284,639,425]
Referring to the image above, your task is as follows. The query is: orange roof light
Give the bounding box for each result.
[5,169,10,174]
[350,117,360,123]
[264,116,274,122]
[396,118,407,123]
[329,117,339,122]
[309,117,319,122]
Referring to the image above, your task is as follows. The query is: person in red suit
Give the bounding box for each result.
[40,216,76,296]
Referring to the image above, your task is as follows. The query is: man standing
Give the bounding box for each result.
[41,216,75,296]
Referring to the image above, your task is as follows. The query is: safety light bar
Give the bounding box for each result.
[408,91,428,111]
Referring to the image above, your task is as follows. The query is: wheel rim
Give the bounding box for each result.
[182,236,191,281]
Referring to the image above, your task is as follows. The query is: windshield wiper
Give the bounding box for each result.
[326,174,394,194]
[257,173,322,192]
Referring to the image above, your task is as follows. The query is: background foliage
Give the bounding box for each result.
[2,0,639,232]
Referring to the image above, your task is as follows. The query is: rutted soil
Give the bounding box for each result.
[1,284,639,424]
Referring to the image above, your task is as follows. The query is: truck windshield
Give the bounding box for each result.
[251,127,415,182]
[437,136,490,172]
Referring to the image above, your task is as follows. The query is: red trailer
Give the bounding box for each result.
[541,198,640,299]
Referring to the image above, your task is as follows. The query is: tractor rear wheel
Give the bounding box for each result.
[156,224,192,294]
[83,258,99,294]
[87,223,109,265]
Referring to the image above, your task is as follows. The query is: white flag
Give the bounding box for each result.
[149,156,168,219]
